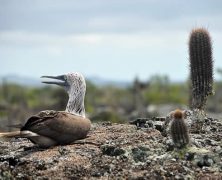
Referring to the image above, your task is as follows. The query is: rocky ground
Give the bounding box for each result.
[0,115,222,180]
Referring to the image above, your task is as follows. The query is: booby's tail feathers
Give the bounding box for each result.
[0,130,39,139]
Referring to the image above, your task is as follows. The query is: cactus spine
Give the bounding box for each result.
[189,28,213,110]
[170,109,190,148]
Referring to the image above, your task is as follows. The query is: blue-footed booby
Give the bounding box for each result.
[0,72,91,148]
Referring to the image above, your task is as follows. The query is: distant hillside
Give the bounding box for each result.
[88,76,131,88]
[0,74,131,88]
[0,74,42,87]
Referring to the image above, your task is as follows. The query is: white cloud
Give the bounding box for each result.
[0,31,103,46]
[1,0,222,34]
[0,30,187,47]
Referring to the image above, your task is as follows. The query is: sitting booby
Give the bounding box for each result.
[0,72,91,148]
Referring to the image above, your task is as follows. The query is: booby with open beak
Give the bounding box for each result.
[0,72,91,148]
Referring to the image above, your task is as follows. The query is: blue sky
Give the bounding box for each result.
[1,0,222,82]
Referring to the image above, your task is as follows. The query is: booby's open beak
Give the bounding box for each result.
[41,75,68,87]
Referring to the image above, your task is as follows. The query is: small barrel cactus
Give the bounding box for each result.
[170,109,190,148]
[189,28,213,110]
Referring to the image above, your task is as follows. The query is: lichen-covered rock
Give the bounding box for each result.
[0,121,222,179]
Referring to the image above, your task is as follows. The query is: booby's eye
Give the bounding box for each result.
[64,76,68,81]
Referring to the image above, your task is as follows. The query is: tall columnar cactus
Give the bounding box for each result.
[189,28,213,110]
[170,109,190,148]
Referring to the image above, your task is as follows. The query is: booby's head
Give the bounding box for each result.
[41,72,86,94]
[41,72,86,116]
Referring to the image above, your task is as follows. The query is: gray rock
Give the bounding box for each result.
[195,155,214,168]
[131,147,149,163]
[101,145,125,156]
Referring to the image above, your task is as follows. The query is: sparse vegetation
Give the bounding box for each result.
[1,73,222,130]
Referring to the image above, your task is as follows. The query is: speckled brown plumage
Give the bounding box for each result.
[21,110,91,147]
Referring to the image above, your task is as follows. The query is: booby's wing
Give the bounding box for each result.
[21,110,59,130]
[21,110,91,145]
